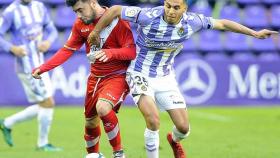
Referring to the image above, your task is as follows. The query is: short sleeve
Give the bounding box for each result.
[187,13,214,32]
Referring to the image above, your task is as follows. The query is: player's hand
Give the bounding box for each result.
[88,30,101,47]
[10,46,27,57]
[32,68,42,79]
[37,40,51,53]
[94,50,111,62]
[254,29,278,39]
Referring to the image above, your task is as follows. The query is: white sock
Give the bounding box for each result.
[37,107,54,147]
[4,104,39,129]
[172,126,190,142]
[144,128,159,158]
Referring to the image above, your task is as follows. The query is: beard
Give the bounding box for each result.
[81,11,97,25]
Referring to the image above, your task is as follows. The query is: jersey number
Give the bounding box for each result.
[135,76,148,87]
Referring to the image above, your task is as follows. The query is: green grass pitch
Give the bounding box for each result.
[0,106,279,158]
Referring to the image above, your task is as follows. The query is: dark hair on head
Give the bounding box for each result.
[65,0,88,7]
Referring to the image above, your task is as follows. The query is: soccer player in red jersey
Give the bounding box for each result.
[32,0,136,157]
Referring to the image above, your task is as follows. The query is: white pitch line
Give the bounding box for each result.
[191,111,233,122]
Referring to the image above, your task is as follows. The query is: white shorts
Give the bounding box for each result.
[126,71,186,111]
[17,72,53,103]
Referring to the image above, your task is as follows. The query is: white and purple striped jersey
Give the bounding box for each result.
[0,0,58,73]
[121,6,214,77]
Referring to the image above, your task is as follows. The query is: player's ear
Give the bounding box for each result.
[89,0,96,8]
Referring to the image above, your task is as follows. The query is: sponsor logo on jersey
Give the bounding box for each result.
[81,28,90,33]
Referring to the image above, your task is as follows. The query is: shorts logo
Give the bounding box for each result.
[125,7,140,17]
[141,85,147,91]
[175,59,217,104]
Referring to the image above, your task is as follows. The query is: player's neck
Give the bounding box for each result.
[95,6,106,19]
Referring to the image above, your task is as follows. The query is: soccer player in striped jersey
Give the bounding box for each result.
[0,0,61,151]
[32,0,136,157]
[88,0,278,157]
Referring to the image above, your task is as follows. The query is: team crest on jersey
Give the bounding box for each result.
[125,7,140,17]
[177,27,185,36]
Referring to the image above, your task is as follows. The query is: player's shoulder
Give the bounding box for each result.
[73,18,84,28]
[136,6,164,25]
[141,6,164,18]
[183,12,200,21]
[4,2,18,13]
[183,12,205,25]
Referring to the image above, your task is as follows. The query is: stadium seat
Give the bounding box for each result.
[224,32,250,52]
[189,4,212,16]
[262,0,280,5]
[232,52,256,61]
[243,5,269,28]
[220,5,241,22]
[41,0,65,6]
[205,52,229,62]
[0,0,13,6]
[49,37,62,53]
[63,29,72,43]
[236,0,261,5]
[198,30,223,52]
[182,37,197,52]
[270,5,280,29]
[54,6,76,30]
[258,52,280,61]
[251,38,277,52]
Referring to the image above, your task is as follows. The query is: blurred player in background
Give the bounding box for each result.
[0,0,62,151]
[32,0,136,157]
[88,0,278,157]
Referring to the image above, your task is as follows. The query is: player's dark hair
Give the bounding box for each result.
[65,0,89,7]
[164,0,187,5]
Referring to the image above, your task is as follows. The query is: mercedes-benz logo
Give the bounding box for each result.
[175,59,216,104]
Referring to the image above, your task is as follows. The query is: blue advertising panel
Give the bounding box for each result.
[1,52,280,106]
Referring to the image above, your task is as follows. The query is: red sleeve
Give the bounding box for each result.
[102,20,136,61]
[64,21,84,51]
[38,47,74,73]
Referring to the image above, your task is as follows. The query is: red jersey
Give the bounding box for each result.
[38,17,136,76]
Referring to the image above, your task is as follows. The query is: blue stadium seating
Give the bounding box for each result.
[251,38,277,52]
[189,4,212,16]
[243,5,269,28]
[237,0,261,5]
[220,5,241,22]
[49,37,62,53]
[232,52,257,61]
[41,0,65,6]
[182,37,197,52]
[54,6,76,29]
[270,5,280,28]
[224,32,250,52]
[258,52,280,61]
[0,0,13,6]
[199,30,223,52]
[262,0,280,5]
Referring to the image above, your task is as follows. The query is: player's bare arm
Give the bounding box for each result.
[213,19,278,39]
[87,5,122,46]
[10,45,27,57]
